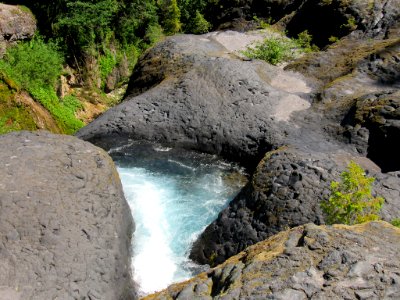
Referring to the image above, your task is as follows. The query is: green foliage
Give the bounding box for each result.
[161,0,182,34]
[252,16,272,29]
[99,50,117,82]
[0,82,37,135]
[62,94,84,112]
[321,161,384,225]
[241,36,297,65]
[0,37,63,91]
[341,16,357,30]
[29,87,84,134]
[55,0,119,50]
[391,218,400,228]
[117,0,160,47]
[179,0,210,32]
[329,36,340,43]
[189,10,211,34]
[295,30,319,52]
[144,23,164,46]
[0,105,37,135]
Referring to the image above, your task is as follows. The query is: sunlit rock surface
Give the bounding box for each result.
[0,131,135,299]
[145,222,400,300]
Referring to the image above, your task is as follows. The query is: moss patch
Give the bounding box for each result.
[0,82,37,134]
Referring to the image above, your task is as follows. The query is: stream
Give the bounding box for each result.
[109,141,247,296]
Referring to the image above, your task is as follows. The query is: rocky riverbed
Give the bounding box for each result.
[0,0,399,298]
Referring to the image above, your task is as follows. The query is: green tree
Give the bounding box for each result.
[55,0,119,52]
[117,0,160,47]
[189,10,211,34]
[321,161,384,225]
[178,0,210,32]
[161,0,182,34]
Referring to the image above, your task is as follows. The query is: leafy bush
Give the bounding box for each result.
[29,87,84,134]
[391,219,400,228]
[190,10,211,34]
[241,36,296,65]
[321,161,384,225]
[144,23,164,46]
[99,50,117,82]
[295,30,319,52]
[0,37,63,90]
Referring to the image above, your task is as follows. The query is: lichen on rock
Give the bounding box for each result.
[145,221,400,299]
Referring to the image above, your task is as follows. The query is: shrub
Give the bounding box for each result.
[295,30,319,52]
[0,37,63,91]
[241,36,296,65]
[321,161,384,225]
[391,219,400,228]
[99,50,117,83]
[29,87,84,134]
[144,23,164,46]
[190,10,211,34]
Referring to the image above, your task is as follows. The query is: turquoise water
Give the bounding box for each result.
[110,142,245,295]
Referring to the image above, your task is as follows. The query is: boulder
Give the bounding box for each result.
[0,131,135,299]
[77,33,312,169]
[190,146,400,266]
[0,4,36,56]
[77,30,400,267]
[0,4,36,41]
[145,222,400,300]
[287,37,400,171]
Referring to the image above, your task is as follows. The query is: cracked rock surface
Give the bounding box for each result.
[145,221,400,300]
[0,131,135,300]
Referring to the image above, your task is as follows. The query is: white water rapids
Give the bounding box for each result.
[110,142,246,296]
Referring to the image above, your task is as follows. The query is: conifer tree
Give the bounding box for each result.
[161,0,182,34]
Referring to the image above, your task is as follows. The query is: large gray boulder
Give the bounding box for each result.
[0,131,135,299]
[0,4,36,41]
[0,4,36,57]
[190,146,400,266]
[77,33,311,168]
[145,222,400,300]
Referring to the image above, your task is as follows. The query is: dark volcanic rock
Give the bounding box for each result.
[206,0,400,46]
[288,37,400,171]
[0,131,135,299]
[77,30,400,268]
[145,222,400,300]
[77,34,311,168]
[190,146,400,266]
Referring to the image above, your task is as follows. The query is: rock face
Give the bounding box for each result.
[206,0,400,46]
[77,26,400,267]
[0,4,36,56]
[145,222,400,300]
[0,131,135,299]
[190,145,400,266]
[0,4,36,41]
[77,32,311,169]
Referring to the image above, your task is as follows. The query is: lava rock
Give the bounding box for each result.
[77,30,400,268]
[145,222,400,300]
[0,131,135,299]
[205,0,400,47]
[77,34,312,169]
[190,146,400,266]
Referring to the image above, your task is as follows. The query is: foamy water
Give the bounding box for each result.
[111,142,245,296]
